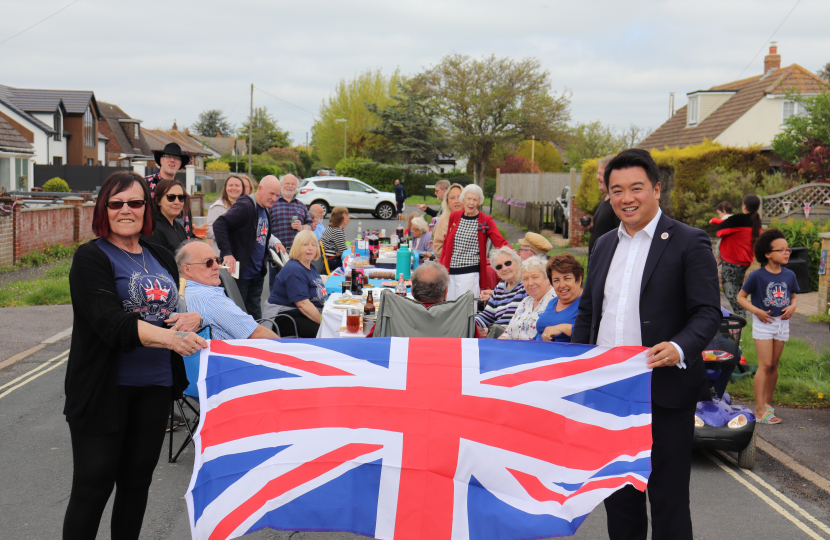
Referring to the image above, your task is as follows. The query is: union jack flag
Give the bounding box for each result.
[186,338,653,540]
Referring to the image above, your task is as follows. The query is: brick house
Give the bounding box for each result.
[188,132,247,159]
[638,44,829,156]
[0,115,35,193]
[0,84,103,167]
[97,101,153,167]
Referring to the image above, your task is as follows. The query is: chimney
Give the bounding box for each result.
[172,120,178,131]
[669,92,675,118]
[764,41,781,74]
[216,130,222,137]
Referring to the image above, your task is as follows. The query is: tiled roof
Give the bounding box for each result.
[638,64,829,151]
[141,128,211,157]
[189,133,247,155]
[98,101,152,157]
[0,85,54,134]
[0,115,34,153]
[0,86,99,117]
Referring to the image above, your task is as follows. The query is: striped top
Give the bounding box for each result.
[321,226,347,258]
[475,280,528,329]
[184,280,259,340]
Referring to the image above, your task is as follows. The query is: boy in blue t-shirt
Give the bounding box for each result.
[737,228,798,425]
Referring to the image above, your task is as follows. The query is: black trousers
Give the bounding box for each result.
[275,312,320,338]
[63,385,171,540]
[604,402,696,540]
[235,274,264,320]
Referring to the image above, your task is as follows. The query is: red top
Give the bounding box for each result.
[717,224,754,266]
[439,211,509,290]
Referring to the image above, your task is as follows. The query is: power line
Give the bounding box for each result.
[735,0,802,80]
[253,85,317,120]
[0,0,81,46]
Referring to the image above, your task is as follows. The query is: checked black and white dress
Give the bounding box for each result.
[448,214,481,300]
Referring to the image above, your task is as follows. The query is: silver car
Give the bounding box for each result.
[296,176,398,219]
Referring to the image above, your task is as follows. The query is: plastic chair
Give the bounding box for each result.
[372,289,477,338]
[318,241,331,276]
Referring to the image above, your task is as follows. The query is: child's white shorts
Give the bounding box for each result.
[751,313,790,342]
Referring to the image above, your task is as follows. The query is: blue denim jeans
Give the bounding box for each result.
[235,274,264,320]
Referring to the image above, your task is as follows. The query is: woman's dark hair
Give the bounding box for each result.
[152,178,188,216]
[716,201,733,214]
[604,148,660,188]
[754,227,785,265]
[744,194,762,243]
[546,253,585,286]
[92,172,154,238]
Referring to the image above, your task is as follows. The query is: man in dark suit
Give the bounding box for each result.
[572,148,722,540]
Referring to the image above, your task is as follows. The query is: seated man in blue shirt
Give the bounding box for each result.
[176,240,279,340]
[310,204,326,240]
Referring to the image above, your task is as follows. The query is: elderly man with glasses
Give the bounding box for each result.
[176,240,278,340]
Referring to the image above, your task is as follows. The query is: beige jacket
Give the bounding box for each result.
[432,212,449,258]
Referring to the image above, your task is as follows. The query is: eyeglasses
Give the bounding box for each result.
[769,248,793,255]
[494,260,514,271]
[187,257,224,268]
[165,194,186,202]
[106,200,146,210]
[161,154,182,161]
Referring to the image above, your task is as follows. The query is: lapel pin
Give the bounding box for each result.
[661,232,669,240]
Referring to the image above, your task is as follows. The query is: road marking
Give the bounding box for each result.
[757,437,830,496]
[716,450,830,537]
[704,451,827,540]
[0,350,69,391]
[0,326,73,370]
[0,351,69,400]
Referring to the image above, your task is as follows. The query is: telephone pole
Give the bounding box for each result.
[248,83,253,176]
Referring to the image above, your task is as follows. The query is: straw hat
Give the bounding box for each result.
[518,232,552,254]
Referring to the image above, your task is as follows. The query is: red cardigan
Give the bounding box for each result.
[439,211,509,290]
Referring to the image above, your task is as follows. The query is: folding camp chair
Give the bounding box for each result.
[318,241,331,276]
[219,267,299,338]
[168,325,210,463]
[372,289,477,338]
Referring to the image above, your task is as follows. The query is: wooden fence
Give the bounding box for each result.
[493,200,558,232]
[496,172,577,202]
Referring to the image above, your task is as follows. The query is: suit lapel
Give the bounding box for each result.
[640,214,673,294]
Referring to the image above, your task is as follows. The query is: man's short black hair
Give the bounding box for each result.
[754,228,786,265]
[604,148,660,188]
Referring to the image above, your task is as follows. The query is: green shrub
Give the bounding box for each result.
[334,158,476,196]
[769,217,830,291]
[17,243,77,267]
[575,158,602,214]
[206,161,230,171]
[42,177,71,192]
[227,161,284,180]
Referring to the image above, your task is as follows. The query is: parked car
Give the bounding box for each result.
[194,174,212,192]
[296,176,398,219]
[553,186,569,238]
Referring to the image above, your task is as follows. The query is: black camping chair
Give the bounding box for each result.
[218,268,298,338]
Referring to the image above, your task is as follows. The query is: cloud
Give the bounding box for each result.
[1,0,827,144]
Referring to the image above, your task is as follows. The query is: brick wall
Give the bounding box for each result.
[79,202,96,242]
[0,211,13,268]
[569,197,590,248]
[14,205,75,261]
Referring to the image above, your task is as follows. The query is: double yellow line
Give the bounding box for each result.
[0,349,69,400]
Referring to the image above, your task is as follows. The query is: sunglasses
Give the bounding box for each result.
[494,260,514,271]
[187,257,224,268]
[106,199,146,210]
[165,194,186,202]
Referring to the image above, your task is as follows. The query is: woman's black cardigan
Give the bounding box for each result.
[64,238,188,434]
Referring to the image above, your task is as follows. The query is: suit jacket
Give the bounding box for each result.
[572,213,722,408]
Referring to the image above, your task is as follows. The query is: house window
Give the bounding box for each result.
[84,106,95,147]
[53,157,62,166]
[134,124,139,139]
[86,158,94,166]
[687,96,699,126]
[0,158,10,192]
[783,100,807,122]
[15,158,27,190]
[53,111,62,141]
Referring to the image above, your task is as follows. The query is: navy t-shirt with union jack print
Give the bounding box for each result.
[741,266,799,318]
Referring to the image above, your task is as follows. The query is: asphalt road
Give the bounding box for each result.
[2,335,830,540]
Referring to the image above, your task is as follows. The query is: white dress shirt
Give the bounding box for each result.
[596,209,686,368]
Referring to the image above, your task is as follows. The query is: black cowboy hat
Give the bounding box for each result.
[153,142,191,168]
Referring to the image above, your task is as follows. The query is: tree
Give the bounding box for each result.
[618,124,654,149]
[818,62,830,83]
[192,109,234,137]
[365,82,447,165]
[415,53,571,186]
[771,90,830,181]
[564,121,654,170]
[515,140,563,172]
[497,155,542,174]
[312,68,403,167]
[238,107,290,154]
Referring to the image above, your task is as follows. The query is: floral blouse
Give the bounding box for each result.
[501,287,556,341]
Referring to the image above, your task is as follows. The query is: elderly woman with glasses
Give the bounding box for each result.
[409,216,432,252]
[498,256,556,341]
[439,183,509,300]
[62,171,206,539]
[147,178,190,257]
[476,246,527,339]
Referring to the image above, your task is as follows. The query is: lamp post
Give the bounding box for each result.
[335,118,347,160]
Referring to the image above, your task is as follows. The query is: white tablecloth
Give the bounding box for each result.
[316,293,373,338]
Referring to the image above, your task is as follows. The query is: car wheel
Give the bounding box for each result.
[738,431,756,469]
[311,200,330,217]
[376,202,396,220]
[554,214,562,234]
[562,220,569,240]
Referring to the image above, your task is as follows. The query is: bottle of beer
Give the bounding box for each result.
[364,291,375,315]
[396,273,407,297]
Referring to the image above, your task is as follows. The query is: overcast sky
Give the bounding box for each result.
[1,0,827,145]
